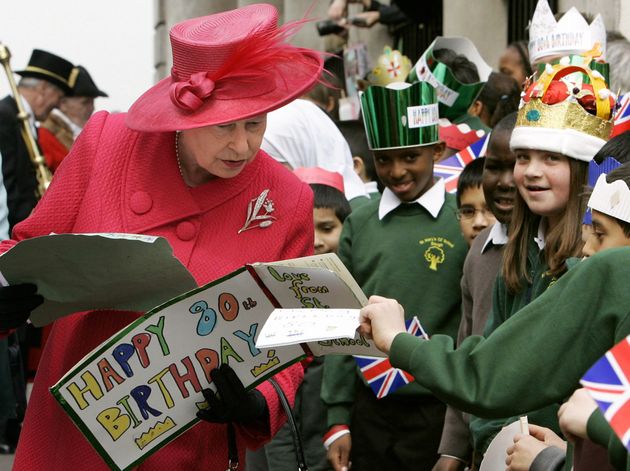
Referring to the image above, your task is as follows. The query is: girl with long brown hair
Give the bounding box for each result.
[469,55,615,460]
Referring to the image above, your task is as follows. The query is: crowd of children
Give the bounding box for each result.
[275,1,630,471]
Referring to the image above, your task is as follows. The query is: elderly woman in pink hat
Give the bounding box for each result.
[0,4,323,470]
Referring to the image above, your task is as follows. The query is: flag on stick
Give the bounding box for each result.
[354,316,428,399]
[581,335,630,449]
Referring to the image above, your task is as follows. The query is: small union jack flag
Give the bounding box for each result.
[612,93,630,138]
[434,134,490,193]
[354,317,428,399]
[583,156,621,224]
[580,335,630,449]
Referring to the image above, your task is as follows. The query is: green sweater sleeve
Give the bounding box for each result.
[321,355,357,427]
[587,409,630,470]
[388,248,630,419]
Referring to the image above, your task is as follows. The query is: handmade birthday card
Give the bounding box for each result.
[51,253,380,471]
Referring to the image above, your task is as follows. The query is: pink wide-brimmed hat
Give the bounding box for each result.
[126,4,323,132]
[294,167,345,193]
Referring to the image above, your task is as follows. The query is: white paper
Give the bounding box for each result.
[256,308,361,349]
[0,233,198,326]
[479,419,524,471]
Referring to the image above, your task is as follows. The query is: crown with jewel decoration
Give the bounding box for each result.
[529,0,607,64]
[510,50,614,162]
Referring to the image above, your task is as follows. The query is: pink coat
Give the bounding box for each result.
[11,111,314,470]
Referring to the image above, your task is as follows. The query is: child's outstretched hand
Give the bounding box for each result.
[358,295,406,354]
[558,388,597,443]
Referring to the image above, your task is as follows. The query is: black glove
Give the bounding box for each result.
[0,283,43,330]
[196,364,268,425]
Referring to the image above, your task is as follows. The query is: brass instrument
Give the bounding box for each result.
[0,43,52,198]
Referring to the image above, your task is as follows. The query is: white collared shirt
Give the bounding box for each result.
[480,220,547,253]
[481,222,508,253]
[534,219,547,251]
[365,181,378,195]
[378,178,446,220]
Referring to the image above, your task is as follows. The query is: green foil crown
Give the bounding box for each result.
[360,82,439,151]
[408,37,492,121]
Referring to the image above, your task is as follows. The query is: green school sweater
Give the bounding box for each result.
[587,409,629,470]
[471,238,562,454]
[322,192,467,427]
[388,247,630,471]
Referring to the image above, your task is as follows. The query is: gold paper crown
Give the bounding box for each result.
[516,99,612,141]
[518,49,613,137]
[511,51,614,161]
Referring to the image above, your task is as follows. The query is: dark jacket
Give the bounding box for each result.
[0,95,39,231]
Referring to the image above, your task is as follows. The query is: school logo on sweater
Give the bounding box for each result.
[418,237,454,271]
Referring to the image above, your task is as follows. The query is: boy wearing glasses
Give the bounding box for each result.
[456,158,496,247]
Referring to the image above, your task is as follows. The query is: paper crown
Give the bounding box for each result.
[584,157,621,224]
[360,81,439,151]
[535,54,609,86]
[438,119,485,151]
[407,37,492,121]
[588,173,630,224]
[293,167,345,193]
[368,47,412,86]
[510,55,614,162]
[529,0,607,64]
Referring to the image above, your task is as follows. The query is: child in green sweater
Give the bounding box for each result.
[469,52,616,459]
[357,158,630,470]
[435,113,518,471]
[322,81,467,471]
[357,244,630,471]
[505,150,630,471]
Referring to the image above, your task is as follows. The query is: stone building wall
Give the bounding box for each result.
[153,0,628,83]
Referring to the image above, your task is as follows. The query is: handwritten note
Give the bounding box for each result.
[256,308,361,348]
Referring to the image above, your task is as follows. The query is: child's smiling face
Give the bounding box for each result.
[483,130,516,225]
[373,143,444,202]
[513,149,571,228]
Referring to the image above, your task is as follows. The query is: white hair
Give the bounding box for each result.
[17,77,43,89]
